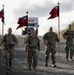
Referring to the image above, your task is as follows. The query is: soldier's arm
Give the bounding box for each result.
[12,35,18,46]
[63,31,68,39]
[2,35,8,46]
[43,33,46,42]
[1,35,7,49]
[43,33,48,45]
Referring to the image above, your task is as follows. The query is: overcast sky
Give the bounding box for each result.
[0,0,74,35]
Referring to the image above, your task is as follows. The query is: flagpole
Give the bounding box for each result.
[21,27,23,35]
[26,11,28,65]
[26,11,28,34]
[2,4,4,36]
[1,4,4,63]
[58,2,60,56]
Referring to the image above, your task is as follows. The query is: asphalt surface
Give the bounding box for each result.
[0,35,74,75]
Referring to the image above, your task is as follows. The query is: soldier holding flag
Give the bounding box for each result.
[25,28,40,71]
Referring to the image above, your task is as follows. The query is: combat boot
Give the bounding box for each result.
[52,64,56,68]
[6,69,10,74]
[45,63,48,67]
[33,67,36,71]
[29,66,32,71]
[65,58,68,61]
[69,58,73,61]
[45,60,48,67]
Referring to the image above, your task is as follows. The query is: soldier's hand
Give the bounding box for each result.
[36,50,39,53]
[45,40,48,45]
[10,42,15,45]
[26,43,29,47]
[38,49,40,51]
[63,36,67,39]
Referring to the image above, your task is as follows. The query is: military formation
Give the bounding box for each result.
[0,24,74,74]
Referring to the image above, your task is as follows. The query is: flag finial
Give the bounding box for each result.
[2,4,4,8]
[58,2,60,5]
[26,11,28,15]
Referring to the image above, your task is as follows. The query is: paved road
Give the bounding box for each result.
[0,35,74,75]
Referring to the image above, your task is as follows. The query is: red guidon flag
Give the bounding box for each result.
[16,16,28,30]
[1,9,5,24]
[0,9,5,24]
[48,6,59,19]
[0,10,2,18]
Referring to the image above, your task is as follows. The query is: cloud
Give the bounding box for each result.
[13,0,74,19]
[60,0,74,12]
[13,1,54,18]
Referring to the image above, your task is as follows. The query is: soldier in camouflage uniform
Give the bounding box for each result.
[63,24,74,61]
[3,28,18,74]
[25,29,40,71]
[43,27,59,67]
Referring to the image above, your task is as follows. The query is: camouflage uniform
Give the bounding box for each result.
[63,30,74,60]
[3,34,18,70]
[43,32,59,66]
[25,35,40,70]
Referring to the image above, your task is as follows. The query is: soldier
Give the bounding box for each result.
[43,27,59,67]
[25,29,40,71]
[63,24,74,61]
[3,28,18,74]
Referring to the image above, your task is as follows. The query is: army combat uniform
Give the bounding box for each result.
[3,34,18,71]
[25,35,40,70]
[43,32,59,67]
[63,30,74,61]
